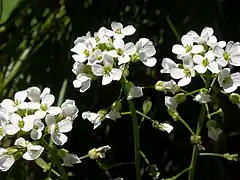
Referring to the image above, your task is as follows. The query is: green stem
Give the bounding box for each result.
[188,104,205,180]
[205,108,222,118]
[140,151,150,165]
[199,153,224,158]
[40,139,68,180]
[164,15,181,42]
[173,166,192,179]
[179,88,201,97]
[79,154,89,160]
[177,116,195,136]
[123,84,141,180]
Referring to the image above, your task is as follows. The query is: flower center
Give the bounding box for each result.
[223,76,231,84]
[84,49,90,57]
[104,66,112,75]
[33,124,39,130]
[185,45,192,53]
[0,127,3,136]
[95,36,100,43]
[40,104,48,111]
[18,120,24,128]
[115,28,121,34]
[97,55,102,60]
[202,58,209,67]
[184,68,191,77]
[223,51,230,61]
[116,49,123,56]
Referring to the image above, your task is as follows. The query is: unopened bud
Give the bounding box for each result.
[143,100,152,114]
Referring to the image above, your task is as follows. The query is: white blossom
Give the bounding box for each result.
[45,115,72,146]
[0,148,15,171]
[82,111,105,129]
[14,138,44,161]
[88,145,111,159]
[135,38,157,67]
[193,51,220,74]
[214,42,240,67]
[107,22,136,39]
[160,58,178,73]
[193,92,211,103]
[172,35,204,57]
[155,80,179,94]
[127,85,143,100]
[1,90,27,112]
[106,102,121,121]
[91,54,122,85]
[73,74,91,93]
[0,110,8,140]
[30,119,44,140]
[159,123,173,133]
[61,100,79,120]
[62,153,81,167]
[170,56,195,87]
[5,114,35,135]
[218,68,240,93]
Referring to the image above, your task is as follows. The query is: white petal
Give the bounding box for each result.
[159,123,173,133]
[45,114,56,126]
[193,55,203,64]
[113,38,124,49]
[102,74,113,85]
[141,44,156,57]
[231,72,240,86]
[226,41,238,54]
[63,154,81,167]
[0,99,16,112]
[103,53,113,67]
[72,54,87,63]
[34,110,47,119]
[0,155,15,171]
[30,129,42,140]
[218,68,230,86]
[217,57,228,67]
[230,54,240,66]
[23,145,44,161]
[178,77,191,87]
[5,124,19,135]
[118,55,130,65]
[28,102,41,110]
[192,45,204,54]
[205,51,215,61]
[48,106,62,115]
[127,86,143,100]
[80,79,91,92]
[40,88,51,98]
[194,65,207,74]
[160,58,177,73]
[22,115,35,132]
[122,25,136,36]
[124,42,136,55]
[172,45,185,55]
[91,64,104,76]
[181,35,194,46]
[27,87,41,101]
[170,68,185,79]
[14,90,27,102]
[18,102,28,109]
[111,68,122,81]
[73,79,82,88]
[217,41,226,48]
[208,61,220,74]
[142,57,157,67]
[111,22,123,32]
[52,133,68,146]
[213,46,224,57]
[41,94,55,107]
[58,119,72,133]
[201,27,213,37]
[9,113,21,125]
[223,83,237,93]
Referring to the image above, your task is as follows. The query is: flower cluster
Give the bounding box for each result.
[157,27,240,106]
[0,86,80,171]
[71,22,157,92]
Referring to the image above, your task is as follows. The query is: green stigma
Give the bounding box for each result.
[40,104,48,111]
[18,120,24,128]
[104,66,112,75]
[184,68,191,77]
[84,49,90,57]
[223,51,230,61]
[185,45,192,53]
[202,58,209,67]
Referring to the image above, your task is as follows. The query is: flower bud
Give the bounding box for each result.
[229,93,240,104]
[142,100,152,114]
[175,93,186,104]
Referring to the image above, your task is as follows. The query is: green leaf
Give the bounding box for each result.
[0,0,22,24]
[35,158,50,171]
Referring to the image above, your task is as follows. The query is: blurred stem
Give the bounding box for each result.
[173,166,192,179]
[164,15,181,42]
[140,151,149,165]
[188,104,205,180]
[40,139,68,180]
[123,81,141,180]
[57,78,68,106]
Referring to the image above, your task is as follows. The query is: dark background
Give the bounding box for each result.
[0,0,240,179]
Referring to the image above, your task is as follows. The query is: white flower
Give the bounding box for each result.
[62,153,81,167]
[27,87,50,102]
[107,22,136,39]
[74,32,91,45]
[113,38,136,65]
[165,93,186,110]
[207,36,226,48]
[214,42,240,67]
[155,80,179,94]
[1,90,27,112]
[71,38,96,63]
[45,115,72,146]
[194,92,211,103]
[218,68,240,93]
[159,123,173,133]
[91,54,122,85]
[172,35,204,57]
[135,38,157,67]
[30,119,44,140]
[0,110,8,140]
[5,114,35,135]
[61,100,79,120]
[193,51,220,74]
[14,138,44,161]
[170,56,195,87]
[187,27,216,45]
[88,145,111,159]
[72,62,86,76]
[0,148,15,172]
[106,101,121,121]
[93,27,109,44]
[160,58,178,73]
[127,85,143,100]
[34,94,61,119]
[88,49,104,65]
[73,74,91,93]
[82,111,105,129]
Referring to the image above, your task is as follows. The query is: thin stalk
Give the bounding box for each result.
[177,116,195,136]
[140,151,150,165]
[188,104,205,180]
[205,109,222,118]
[164,16,181,42]
[199,153,224,158]
[173,166,192,179]
[124,85,141,180]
